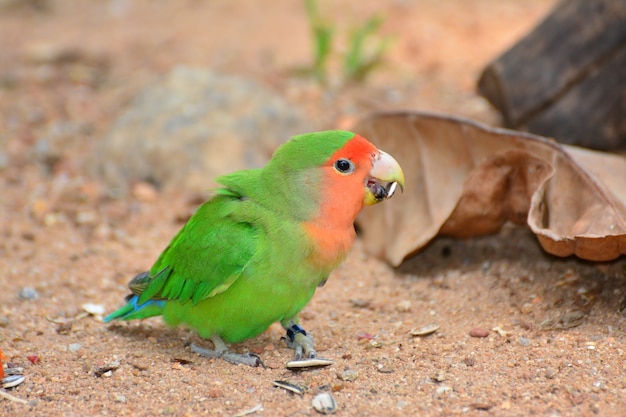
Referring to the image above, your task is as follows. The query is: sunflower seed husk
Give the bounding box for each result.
[82,303,105,316]
[2,375,25,389]
[409,323,439,337]
[286,357,333,369]
[3,367,24,376]
[312,392,337,414]
[272,380,306,396]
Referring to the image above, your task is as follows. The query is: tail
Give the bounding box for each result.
[103,295,166,322]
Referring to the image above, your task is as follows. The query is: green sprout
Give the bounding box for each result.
[343,15,392,83]
[303,0,392,85]
[305,0,334,84]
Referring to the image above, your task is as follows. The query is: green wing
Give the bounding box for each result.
[136,193,258,306]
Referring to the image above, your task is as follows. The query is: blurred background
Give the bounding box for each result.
[0,0,557,191]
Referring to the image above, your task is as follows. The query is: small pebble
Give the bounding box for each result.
[463,357,476,367]
[518,337,531,347]
[368,340,383,349]
[433,370,447,382]
[545,368,557,379]
[376,364,394,374]
[471,402,493,410]
[75,210,98,225]
[68,343,82,352]
[337,369,358,382]
[0,316,9,327]
[115,394,126,403]
[395,300,411,312]
[18,287,39,301]
[469,327,489,338]
[27,355,40,364]
[349,299,371,308]
[132,181,158,202]
[331,382,344,392]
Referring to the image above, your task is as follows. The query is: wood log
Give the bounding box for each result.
[477,0,626,150]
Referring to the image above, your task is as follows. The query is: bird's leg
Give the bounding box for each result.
[282,319,317,360]
[190,335,264,368]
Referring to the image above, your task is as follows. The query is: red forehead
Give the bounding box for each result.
[324,134,378,166]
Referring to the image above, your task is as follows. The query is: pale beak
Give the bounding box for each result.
[364,150,405,206]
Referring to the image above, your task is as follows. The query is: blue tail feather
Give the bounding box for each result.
[104,295,166,322]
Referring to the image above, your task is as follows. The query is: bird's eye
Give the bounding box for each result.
[334,158,355,174]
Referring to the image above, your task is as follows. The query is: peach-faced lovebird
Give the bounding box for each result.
[105,130,404,367]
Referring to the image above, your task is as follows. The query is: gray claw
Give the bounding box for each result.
[190,343,265,368]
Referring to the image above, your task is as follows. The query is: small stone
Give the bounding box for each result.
[68,343,82,352]
[520,302,534,314]
[470,402,493,410]
[356,332,374,340]
[27,355,40,364]
[18,287,39,300]
[115,394,126,403]
[463,357,476,367]
[331,382,344,392]
[395,300,411,312]
[545,368,558,379]
[131,181,158,202]
[376,363,394,374]
[0,316,9,327]
[336,369,358,382]
[518,337,531,347]
[367,340,383,349]
[75,210,98,225]
[208,387,223,398]
[469,327,489,338]
[349,299,371,308]
[433,370,447,382]
[435,386,452,397]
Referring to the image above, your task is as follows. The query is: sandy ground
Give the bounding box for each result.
[2,1,626,416]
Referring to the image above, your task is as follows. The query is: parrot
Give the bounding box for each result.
[104,130,405,367]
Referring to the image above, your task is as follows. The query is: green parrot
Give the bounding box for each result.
[105,130,404,366]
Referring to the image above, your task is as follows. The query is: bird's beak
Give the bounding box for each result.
[364,150,405,206]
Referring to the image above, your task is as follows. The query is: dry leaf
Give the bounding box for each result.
[354,111,626,266]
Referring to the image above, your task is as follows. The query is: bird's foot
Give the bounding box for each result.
[284,324,333,369]
[286,324,317,360]
[190,336,265,368]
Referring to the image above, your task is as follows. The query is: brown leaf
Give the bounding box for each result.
[354,111,626,266]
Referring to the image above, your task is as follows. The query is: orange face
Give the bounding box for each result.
[303,134,405,268]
